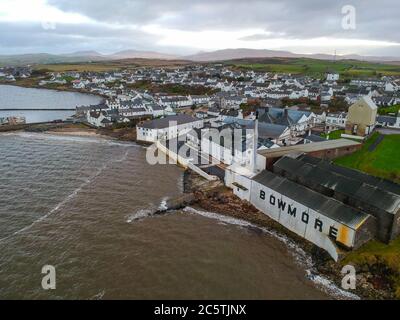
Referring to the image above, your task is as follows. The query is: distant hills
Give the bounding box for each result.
[0,50,179,66]
[184,48,400,63]
[1,48,399,66]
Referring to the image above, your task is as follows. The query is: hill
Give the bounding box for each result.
[1,48,400,67]
[185,48,400,63]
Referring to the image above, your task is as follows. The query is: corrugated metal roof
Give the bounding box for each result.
[274,156,400,215]
[257,139,361,158]
[252,171,369,228]
[299,155,400,197]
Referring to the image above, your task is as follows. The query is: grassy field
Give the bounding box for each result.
[28,56,400,77]
[34,63,127,72]
[231,58,400,78]
[334,133,400,182]
[343,237,400,299]
[321,130,345,140]
[34,58,190,72]
[378,104,400,116]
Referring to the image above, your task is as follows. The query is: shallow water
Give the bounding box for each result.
[0,85,102,123]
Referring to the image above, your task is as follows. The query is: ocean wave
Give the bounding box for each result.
[126,208,155,223]
[126,197,170,223]
[0,149,131,244]
[183,206,360,300]
[158,197,169,211]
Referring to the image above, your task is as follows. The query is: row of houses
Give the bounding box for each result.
[28,63,400,111]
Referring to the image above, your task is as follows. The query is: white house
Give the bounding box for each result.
[147,105,165,118]
[86,111,112,128]
[159,96,192,109]
[326,112,348,129]
[326,72,340,82]
[190,95,210,106]
[136,114,204,143]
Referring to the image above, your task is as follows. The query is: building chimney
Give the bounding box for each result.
[252,115,259,174]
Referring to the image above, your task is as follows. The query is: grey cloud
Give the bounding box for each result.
[0,21,165,55]
[47,0,400,42]
[2,0,400,55]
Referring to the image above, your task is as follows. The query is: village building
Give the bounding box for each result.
[225,152,399,261]
[325,112,348,130]
[136,114,204,143]
[326,72,340,82]
[345,96,378,136]
[86,111,113,128]
[376,113,400,129]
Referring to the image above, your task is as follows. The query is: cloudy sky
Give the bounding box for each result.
[0,0,399,57]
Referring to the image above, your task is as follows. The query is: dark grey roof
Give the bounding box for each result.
[138,114,200,130]
[299,155,400,197]
[273,155,400,215]
[252,170,369,228]
[377,116,397,125]
[258,107,311,126]
[258,122,288,139]
[150,105,164,111]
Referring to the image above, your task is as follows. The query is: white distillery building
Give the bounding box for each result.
[226,168,373,261]
[136,114,204,143]
[226,154,400,260]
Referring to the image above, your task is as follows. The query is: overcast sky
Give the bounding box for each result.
[0,0,399,57]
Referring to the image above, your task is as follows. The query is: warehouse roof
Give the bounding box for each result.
[138,114,200,130]
[299,155,400,196]
[273,156,400,215]
[257,139,361,158]
[252,170,370,229]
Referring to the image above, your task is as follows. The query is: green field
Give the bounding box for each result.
[34,59,190,72]
[321,130,344,140]
[379,104,400,116]
[334,133,400,182]
[232,58,400,78]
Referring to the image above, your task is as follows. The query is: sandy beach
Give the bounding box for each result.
[47,128,101,137]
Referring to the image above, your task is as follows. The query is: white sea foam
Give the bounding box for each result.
[158,197,169,211]
[91,290,106,300]
[127,208,155,223]
[127,197,170,223]
[183,206,360,300]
